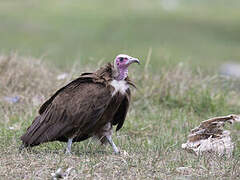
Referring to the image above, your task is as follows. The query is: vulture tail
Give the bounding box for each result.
[20,116,42,147]
[20,112,74,148]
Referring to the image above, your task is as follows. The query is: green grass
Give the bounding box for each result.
[1,0,240,179]
[0,0,240,70]
[1,54,240,179]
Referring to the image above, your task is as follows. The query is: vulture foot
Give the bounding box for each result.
[65,138,73,155]
[106,135,120,154]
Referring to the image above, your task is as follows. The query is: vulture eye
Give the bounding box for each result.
[119,57,124,62]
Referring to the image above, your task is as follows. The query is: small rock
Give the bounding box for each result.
[51,167,74,179]
[220,63,240,78]
[51,168,64,179]
[3,96,20,103]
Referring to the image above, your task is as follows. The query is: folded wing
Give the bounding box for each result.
[21,75,113,146]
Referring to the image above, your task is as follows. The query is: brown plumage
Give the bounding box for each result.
[20,54,139,154]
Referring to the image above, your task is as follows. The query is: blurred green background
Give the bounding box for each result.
[0,0,240,70]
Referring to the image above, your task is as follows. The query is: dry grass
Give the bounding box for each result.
[0,54,240,179]
[0,54,59,113]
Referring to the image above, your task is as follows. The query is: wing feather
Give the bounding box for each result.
[21,75,113,146]
[112,88,131,131]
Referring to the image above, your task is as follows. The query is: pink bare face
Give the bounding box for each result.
[115,54,140,70]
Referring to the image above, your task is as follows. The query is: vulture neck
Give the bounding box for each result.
[114,67,128,81]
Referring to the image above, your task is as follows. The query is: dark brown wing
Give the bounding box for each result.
[39,74,96,114]
[112,88,131,131]
[21,75,113,146]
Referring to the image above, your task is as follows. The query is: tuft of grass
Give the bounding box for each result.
[0,53,57,106]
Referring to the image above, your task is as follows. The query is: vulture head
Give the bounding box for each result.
[114,54,140,80]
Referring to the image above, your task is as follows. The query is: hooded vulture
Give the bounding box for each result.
[20,54,140,154]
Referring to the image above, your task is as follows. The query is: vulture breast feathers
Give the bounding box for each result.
[21,63,135,147]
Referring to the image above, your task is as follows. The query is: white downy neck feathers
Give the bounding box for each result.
[110,80,129,96]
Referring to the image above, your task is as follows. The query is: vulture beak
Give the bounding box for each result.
[127,57,140,65]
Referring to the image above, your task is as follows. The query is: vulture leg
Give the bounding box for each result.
[65,138,73,154]
[106,135,120,154]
